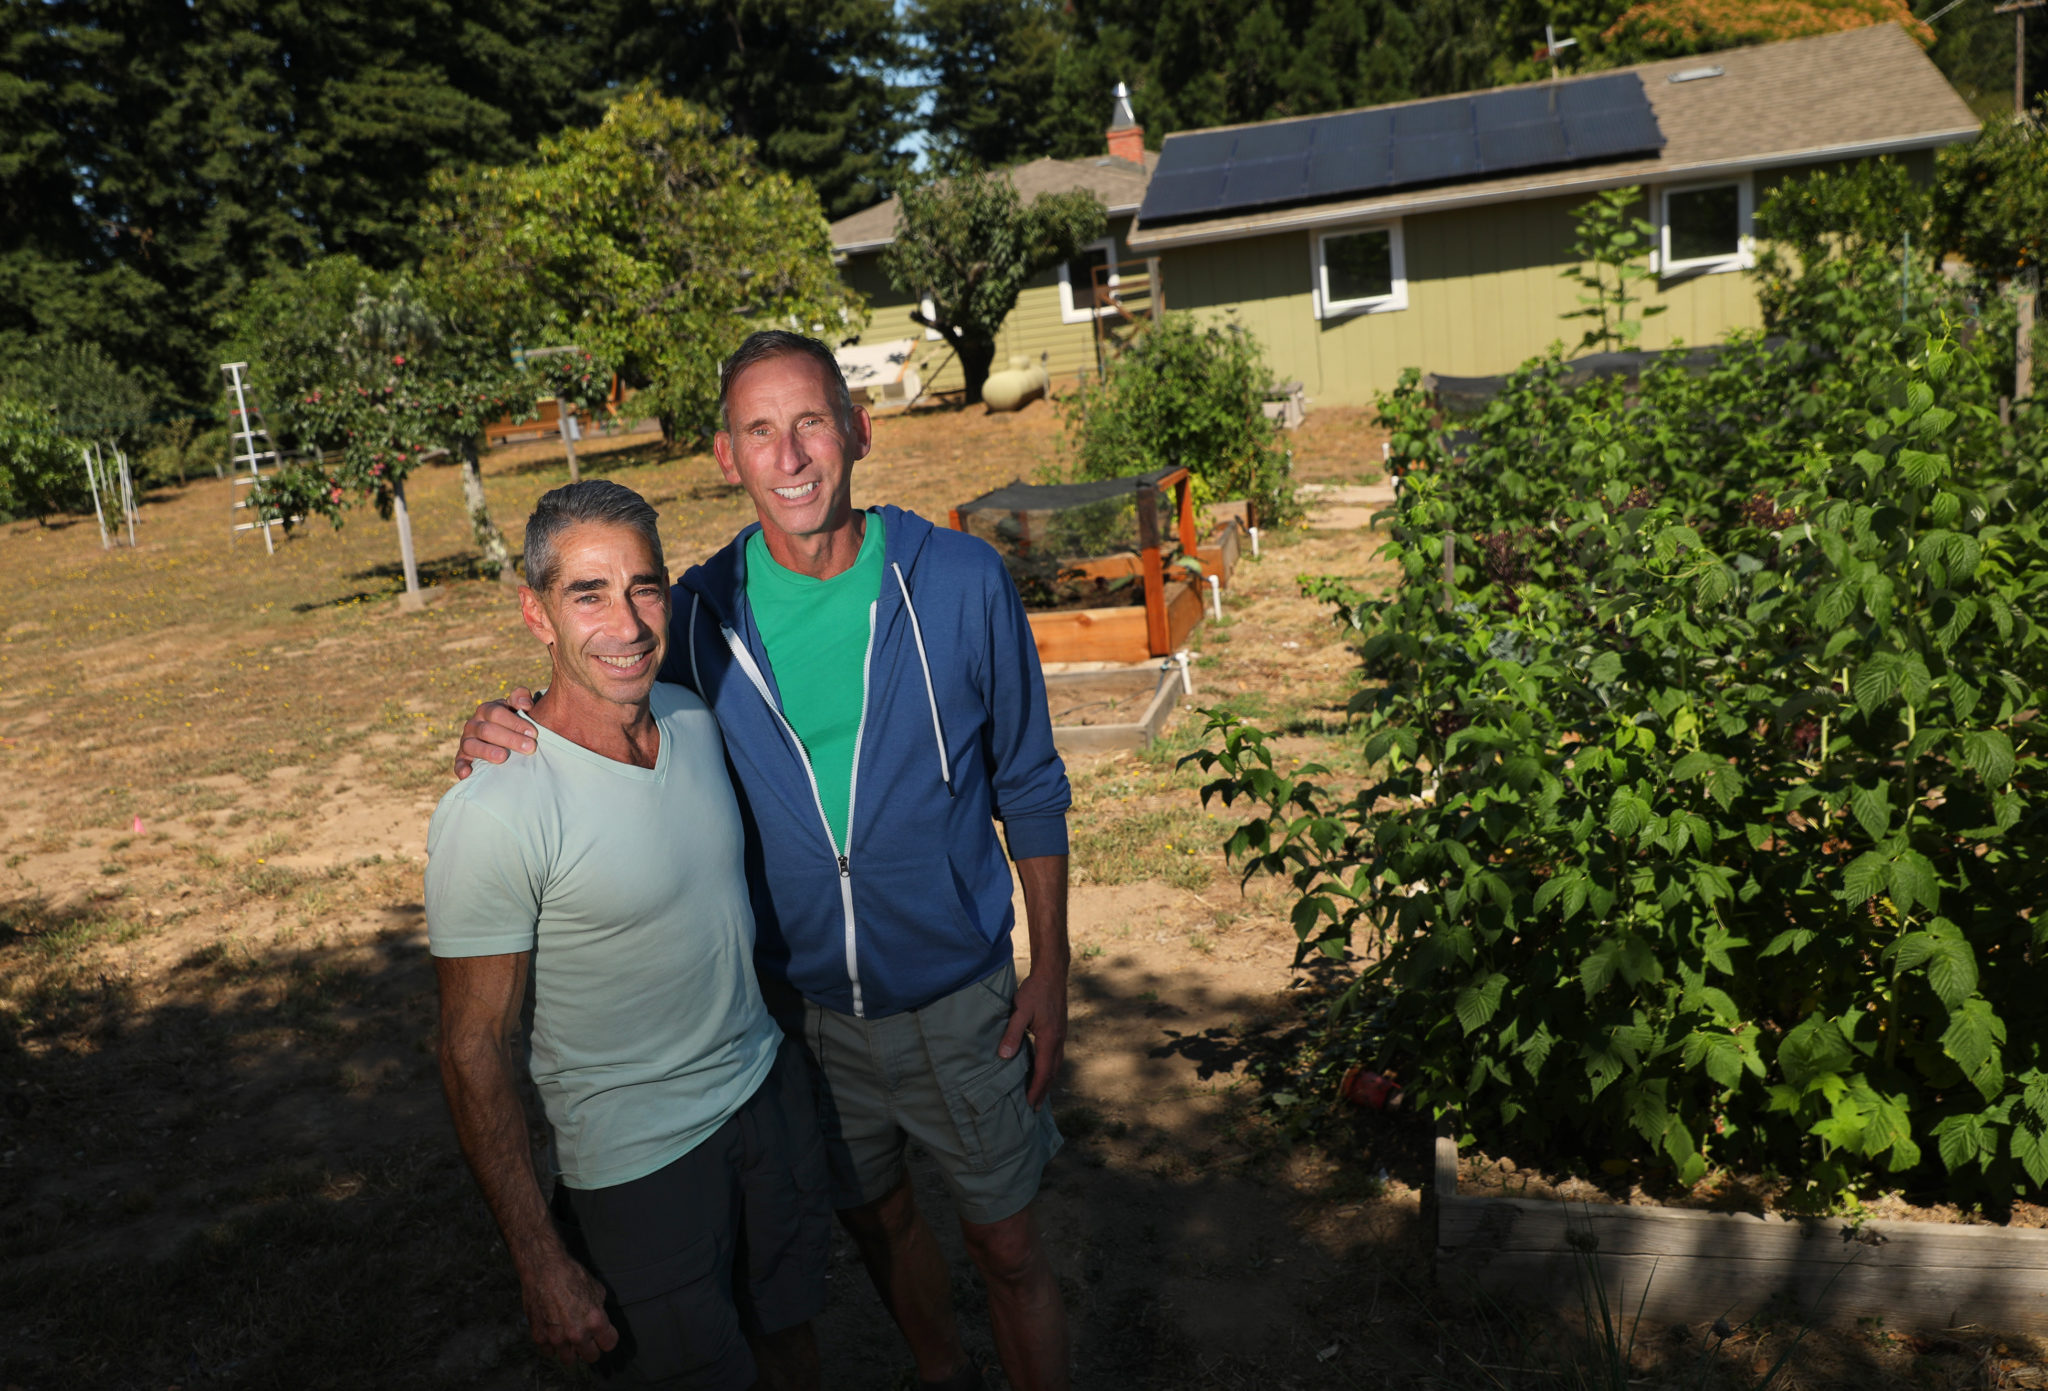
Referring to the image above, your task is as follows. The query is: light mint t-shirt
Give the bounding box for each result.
[424,682,781,1191]
[744,510,886,851]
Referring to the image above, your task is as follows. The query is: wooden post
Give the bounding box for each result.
[1136,479,1169,657]
[1172,470,1198,561]
[1147,256,1164,318]
[2017,266,2037,400]
[1996,2,2044,115]
[1434,1110,1460,1198]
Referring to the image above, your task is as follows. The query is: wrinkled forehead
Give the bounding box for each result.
[546,521,666,587]
[726,353,847,427]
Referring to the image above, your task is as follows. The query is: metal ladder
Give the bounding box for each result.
[220,361,287,552]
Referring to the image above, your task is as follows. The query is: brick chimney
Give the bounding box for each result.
[1106,81,1144,164]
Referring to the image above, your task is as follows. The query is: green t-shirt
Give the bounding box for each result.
[744,510,886,852]
[424,683,782,1191]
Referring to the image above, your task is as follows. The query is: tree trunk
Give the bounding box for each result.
[391,476,421,598]
[958,337,998,406]
[460,441,515,584]
[557,395,580,483]
[2017,268,2037,402]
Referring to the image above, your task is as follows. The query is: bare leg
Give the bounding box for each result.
[958,1203,1067,1391]
[747,1318,820,1391]
[837,1175,971,1382]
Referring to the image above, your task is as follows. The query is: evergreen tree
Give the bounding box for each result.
[913,0,1067,167]
[603,0,912,218]
[0,0,615,415]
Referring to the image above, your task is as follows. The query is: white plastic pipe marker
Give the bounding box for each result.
[1207,573,1223,620]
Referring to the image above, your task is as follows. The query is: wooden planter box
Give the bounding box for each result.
[1043,666,1183,754]
[1026,580,1202,666]
[954,471,1248,663]
[1434,1127,2048,1337]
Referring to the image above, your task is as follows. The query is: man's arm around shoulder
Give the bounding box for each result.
[436,951,617,1367]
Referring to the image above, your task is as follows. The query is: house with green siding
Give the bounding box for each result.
[829,92,1156,399]
[1125,23,1978,409]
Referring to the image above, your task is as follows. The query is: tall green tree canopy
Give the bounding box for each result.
[602,0,911,218]
[428,90,858,439]
[0,0,616,413]
[880,172,1104,403]
[911,0,1069,168]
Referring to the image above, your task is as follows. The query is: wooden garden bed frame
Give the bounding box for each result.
[1433,1124,2048,1337]
[950,468,1247,666]
[1044,665,1184,754]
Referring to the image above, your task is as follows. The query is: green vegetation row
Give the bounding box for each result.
[1193,161,2048,1207]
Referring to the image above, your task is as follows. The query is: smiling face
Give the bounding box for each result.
[713,352,872,573]
[520,521,670,714]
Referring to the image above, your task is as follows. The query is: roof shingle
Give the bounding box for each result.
[830,151,1160,254]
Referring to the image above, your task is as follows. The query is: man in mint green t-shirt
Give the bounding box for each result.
[427,481,829,1391]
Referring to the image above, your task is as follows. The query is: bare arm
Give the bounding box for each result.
[435,953,618,1367]
[454,689,538,780]
[999,854,1070,1109]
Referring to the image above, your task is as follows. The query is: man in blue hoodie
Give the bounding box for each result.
[459,330,1073,1391]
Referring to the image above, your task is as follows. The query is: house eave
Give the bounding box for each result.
[1124,127,1979,252]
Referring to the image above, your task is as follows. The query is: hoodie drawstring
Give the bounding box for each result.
[688,593,703,694]
[891,562,953,794]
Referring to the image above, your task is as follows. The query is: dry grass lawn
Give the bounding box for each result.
[1,398,2030,1390]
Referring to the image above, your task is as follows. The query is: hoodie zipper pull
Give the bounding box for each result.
[837,854,850,878]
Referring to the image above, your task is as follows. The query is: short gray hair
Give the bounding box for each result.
[522,480,664,592]
[719,330,855,433]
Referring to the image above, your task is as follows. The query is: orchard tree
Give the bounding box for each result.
[880,170,1104,403]
[427,89,859,443]
[227,256,533,595]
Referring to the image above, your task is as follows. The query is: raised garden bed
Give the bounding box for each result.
[1043,665,1183,754]
[1432,1125,2048,1338]
[951,468,1247,666]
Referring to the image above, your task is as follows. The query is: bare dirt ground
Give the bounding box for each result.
[1,400,2034,1390]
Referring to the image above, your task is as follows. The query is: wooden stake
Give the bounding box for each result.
[1136,480,1169,657]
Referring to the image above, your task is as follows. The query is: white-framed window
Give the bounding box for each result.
[1654,177,1754,276]
[1311,222,1408,320]
[1058,239,1119,324]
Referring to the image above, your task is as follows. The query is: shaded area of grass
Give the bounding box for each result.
[3,1142,545,1391]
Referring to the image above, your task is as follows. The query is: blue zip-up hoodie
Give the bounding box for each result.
[663,505,1071,1020]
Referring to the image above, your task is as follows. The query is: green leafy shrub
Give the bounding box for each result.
[1056,312,1299,527]
[0,396,84,522]
[1197,330,2048,1205]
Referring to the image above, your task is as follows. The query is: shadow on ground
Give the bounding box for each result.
[0,892,2008,1391]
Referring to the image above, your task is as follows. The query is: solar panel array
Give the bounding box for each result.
[1137,73,1665,226]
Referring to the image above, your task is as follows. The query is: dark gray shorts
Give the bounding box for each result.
[797,961,1062,1226]
[551,1039,831,1389]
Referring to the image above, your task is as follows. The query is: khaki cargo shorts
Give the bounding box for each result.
[796,961,1062,1226]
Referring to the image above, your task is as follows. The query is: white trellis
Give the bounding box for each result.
[80,441,138,550]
